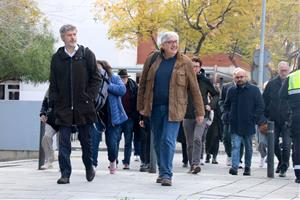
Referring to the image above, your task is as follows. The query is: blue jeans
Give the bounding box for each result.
[119,118,134,165]
[231,133,253,170]
[92,122,104,167]
[105,124,122,162]
[150,105,180,180]
[59,125,92,178]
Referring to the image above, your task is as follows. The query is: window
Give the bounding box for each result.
[0,81,20,100]
[0,85,4,100]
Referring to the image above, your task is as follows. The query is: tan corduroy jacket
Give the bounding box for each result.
[137,51,205,121]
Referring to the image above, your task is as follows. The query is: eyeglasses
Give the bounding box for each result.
[164,40,178,45]
[235,76,245,79]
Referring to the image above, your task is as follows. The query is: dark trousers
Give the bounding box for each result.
[223,124,231,157]
[59,125,92,178]
[181,142,188,164]
[140,119,151,164]
[105,124,122,162]
[274,123,292,172]
[291,111,300,179]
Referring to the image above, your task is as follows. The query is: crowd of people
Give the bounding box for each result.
[39,24,300,186]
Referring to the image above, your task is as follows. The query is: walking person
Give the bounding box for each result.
[40,89,59,170]
[95,61,128,174]
[137,31,205,186]
[263,61,292,177]
[117,69,139,170]
[183,57,219,173]
[280,59,300,183]
[223,68,267,176]
[49,24,101,184]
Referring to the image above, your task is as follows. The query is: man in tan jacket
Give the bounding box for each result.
[137,31,205,186]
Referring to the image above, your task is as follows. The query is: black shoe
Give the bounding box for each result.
[243,167,251,176]
[182,163,188,168]
[212,158,218,164]
[86,167,96,182]
[57,177,70,184]
[205,154,211,163]
[279,170,286,177]
[229,168,238,175]
[156,177,163,183]
[295,178,300,183]
[139,164,149,172]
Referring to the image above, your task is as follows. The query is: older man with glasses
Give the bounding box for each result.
[223,68,267,176]
[137,31,205,186]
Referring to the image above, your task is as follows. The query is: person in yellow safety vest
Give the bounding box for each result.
[280,61,300,184]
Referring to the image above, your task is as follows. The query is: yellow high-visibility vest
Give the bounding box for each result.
[288,69,300,95]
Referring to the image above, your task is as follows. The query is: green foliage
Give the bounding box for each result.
[0,0,55,83]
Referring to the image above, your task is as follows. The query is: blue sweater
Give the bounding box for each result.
[153,55,176,106]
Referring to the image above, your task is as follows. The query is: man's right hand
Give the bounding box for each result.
[40,115,47,123]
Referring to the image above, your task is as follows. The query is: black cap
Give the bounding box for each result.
[118,69,130,77]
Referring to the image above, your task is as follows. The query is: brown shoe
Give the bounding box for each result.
[192,165,201,174]
[156,177,162,183]
[161,179,172,186]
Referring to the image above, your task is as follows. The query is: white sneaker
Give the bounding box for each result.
[40,162,53,170]
[259,157,265,168]
[200,159,204,165]
[226,157,231,166]
[134,155,140,162]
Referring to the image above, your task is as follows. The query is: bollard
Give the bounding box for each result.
[267,120,275,178]
[148,129,157,173]
[38,122,45,170]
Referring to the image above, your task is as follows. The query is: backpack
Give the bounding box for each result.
[80,46,109,112]
[95,68,109,111]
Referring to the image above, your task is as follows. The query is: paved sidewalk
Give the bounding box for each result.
[0,148,299,200]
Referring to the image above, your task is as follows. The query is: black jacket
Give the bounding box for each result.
[263,75,291,125]
[224,82,266,136]
[49,45,101,126]
[40,89,59,131]
[185,69,219,119]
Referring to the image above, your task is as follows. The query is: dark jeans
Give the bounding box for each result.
[133,131,141,156]
[105,124,122,162]
[119,119,134,165]
[140,118,151,164]
[274,123,292,172]
[151,105,180,180]
[181,142,188,164]
[59,125,92,178]
[91,122,104,167]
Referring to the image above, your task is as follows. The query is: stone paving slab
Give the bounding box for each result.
[0,149,299,200]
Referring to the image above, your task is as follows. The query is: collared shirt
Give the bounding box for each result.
[64,44,79,57]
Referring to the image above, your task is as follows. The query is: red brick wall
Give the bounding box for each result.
[137,37,157,65]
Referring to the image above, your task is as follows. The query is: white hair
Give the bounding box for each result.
[233,67,246,76]
[160,31,179,44]
[277,61,289,70]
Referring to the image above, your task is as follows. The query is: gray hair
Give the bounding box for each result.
[59,24,77,36]
[161,31,179,44]
[277,61,289,70]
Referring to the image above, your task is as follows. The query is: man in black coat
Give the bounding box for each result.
[263,61,292,177]
[224,68,266,176]
[49,24,101,184]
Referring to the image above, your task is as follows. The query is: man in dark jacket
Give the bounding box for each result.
[183,57,219,174]
[263,61,292,177]
[224,68,266,176]
[49,24,101,184]
[118,69,139,170]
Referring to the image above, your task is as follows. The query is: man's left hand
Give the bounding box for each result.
[196,116,204,124]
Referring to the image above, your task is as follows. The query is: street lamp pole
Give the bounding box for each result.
[258,0,267,90]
